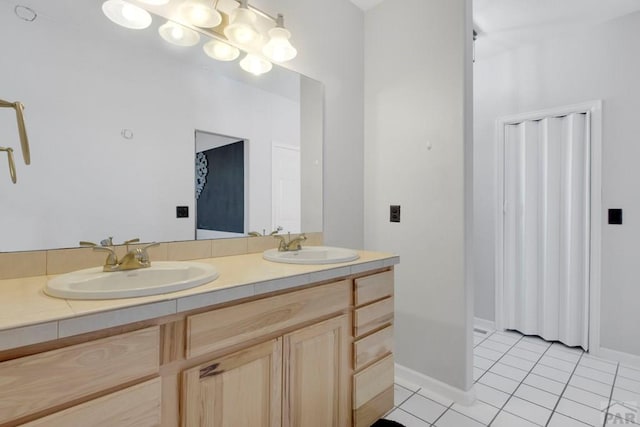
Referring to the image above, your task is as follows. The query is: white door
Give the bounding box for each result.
[503,112,590,349]
[272,144,301,233]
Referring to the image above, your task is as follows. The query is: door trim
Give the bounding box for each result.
[494,100,602,353]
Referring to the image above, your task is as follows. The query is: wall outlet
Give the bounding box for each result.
[390,205,401,223]
[176,206,189,218]
[608,208,622,225]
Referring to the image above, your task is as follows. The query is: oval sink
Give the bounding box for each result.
[45,261,219,300]
[263,246,360,265]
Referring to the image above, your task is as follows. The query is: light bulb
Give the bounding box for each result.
[180,1,222,28]
[158,21,200,46]
[171,26,184,40]
[239,53,272,76]
[137,0,170,4]
[263,28,297,62]
[224,6,261,47]
[203,39,240,61]
[102,0,152,30]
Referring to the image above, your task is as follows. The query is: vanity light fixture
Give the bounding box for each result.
[137,0,170,4]
[180,0,222,28]
[158,20,201,46]
[239,53,272,76]
[102,0,152,30]
[203,39,240,61]
[224,0,261,47]
[262,14,297,62]
[101,0,298,76]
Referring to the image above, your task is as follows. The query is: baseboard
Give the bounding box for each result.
[595,346,640,369]
[474,317,496,332]
[395,363,476,406]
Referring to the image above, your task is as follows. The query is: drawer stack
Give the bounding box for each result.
[0,327,161,426]
[352,270,394,427]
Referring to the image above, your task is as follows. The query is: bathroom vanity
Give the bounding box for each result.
[0,246,397,427]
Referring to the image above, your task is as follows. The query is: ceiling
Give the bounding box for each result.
[350,0,640,58]
[474,0,640,58]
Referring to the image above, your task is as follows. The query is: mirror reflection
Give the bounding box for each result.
[0,0,323,252]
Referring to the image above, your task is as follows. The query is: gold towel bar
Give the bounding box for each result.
[0,98,30,165]
[0,147,17,184]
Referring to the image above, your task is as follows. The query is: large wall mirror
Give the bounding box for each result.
[0,0,323,252]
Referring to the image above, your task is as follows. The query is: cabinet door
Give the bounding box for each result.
[283,315,350,427]
[182,339,282,427]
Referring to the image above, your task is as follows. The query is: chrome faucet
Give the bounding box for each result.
[80,239,159,272]
[274,233,307,252]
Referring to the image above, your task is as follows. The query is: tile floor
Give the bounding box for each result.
[384,327,640,426]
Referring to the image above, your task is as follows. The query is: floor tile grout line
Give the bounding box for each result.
[602,363,620,427]
[544,350,585,427]
[474,330,497,349]
[571,371,617,387]
[475,335,526,384]
[429,401,455,427]
[487,340,555,427]
[614,372,640,384]
[395,385,421,408]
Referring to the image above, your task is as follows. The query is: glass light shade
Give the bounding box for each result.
[102,0,152,30]
[224,7,261,46]
[203,39,240,61]
[262,27,297,62]
[239,54,272,76]
[137,0,170,4]
[158,21,200,46]
[180,1,222,28]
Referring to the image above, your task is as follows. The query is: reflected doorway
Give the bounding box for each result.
[195,131,247,239]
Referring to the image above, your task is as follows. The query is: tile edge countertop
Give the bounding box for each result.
[0,251,399,351]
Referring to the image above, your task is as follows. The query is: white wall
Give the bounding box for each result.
[474,12,640,356]
[255,0,365,249]
[364,0,474,391]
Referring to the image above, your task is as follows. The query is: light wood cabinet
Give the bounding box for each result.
[182,339,283,427]
[0,327,159,426]
[21,378,162,427]
[1,267,395,427]
[352,271,395,427]
[283,315,350,427]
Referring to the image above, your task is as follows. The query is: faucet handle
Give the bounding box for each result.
[273,235,287,251]
[136,242,160,266]
[123,238,140,252]
[80,241,118,267]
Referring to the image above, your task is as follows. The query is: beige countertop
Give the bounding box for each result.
[0,251,398,351]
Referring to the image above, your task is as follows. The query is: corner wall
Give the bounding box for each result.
[364,0,474,391]
[255,0,365,249]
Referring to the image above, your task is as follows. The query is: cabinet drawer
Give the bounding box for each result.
[354,270,393,307]
[187,280,350,358]
[354,386,394,427]
[353,325,393,371]
[0,327,159,425]
[354,297,393,338]
[21,378,162,427]
[353,353,394,410]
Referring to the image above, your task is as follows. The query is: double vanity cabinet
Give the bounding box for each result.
[0,252,397,427]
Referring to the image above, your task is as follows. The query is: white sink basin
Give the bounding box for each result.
[45,261,219,300]
[263,246,360,265]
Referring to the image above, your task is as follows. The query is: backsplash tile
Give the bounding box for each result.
[247,235,278,253]
[167,240,212,261]
[1,233,323,279]
[0,251,46,280]
[47,247,124,276]
[212,238,248,257]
